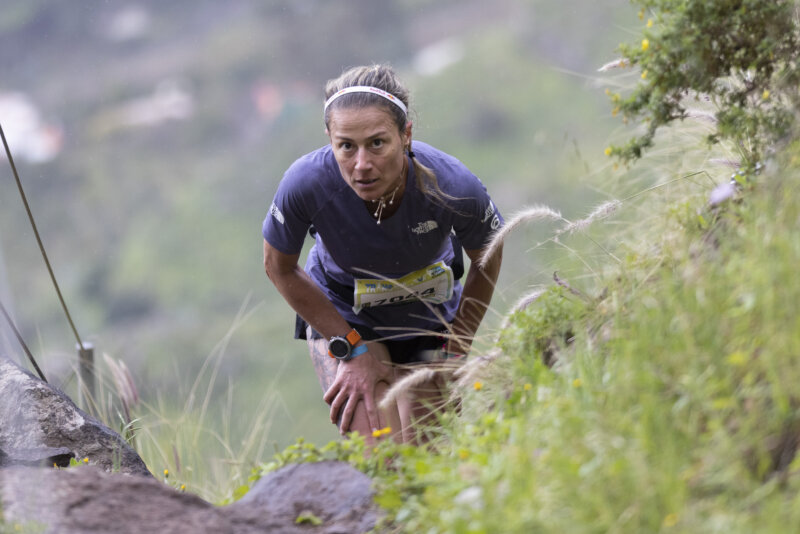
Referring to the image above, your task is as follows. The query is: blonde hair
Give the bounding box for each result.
[323,64,456,207]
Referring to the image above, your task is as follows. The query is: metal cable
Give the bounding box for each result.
[0,122,85,351]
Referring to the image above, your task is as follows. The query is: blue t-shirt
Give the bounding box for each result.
[263,141,503,338]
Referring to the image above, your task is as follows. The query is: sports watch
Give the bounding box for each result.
[328,328,368,361]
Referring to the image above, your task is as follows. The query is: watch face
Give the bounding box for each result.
[329,337,350,359]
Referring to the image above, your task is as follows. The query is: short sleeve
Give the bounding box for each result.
[447,171,503,251]
[262,159,316,255]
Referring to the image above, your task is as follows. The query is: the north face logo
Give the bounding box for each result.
[269,202,285,224]
[411,220,438,234]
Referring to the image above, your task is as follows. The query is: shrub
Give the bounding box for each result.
[606,0,800,171]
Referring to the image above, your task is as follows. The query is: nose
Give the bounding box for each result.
[354,147,372,171]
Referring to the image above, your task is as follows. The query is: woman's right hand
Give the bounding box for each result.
[323,346,393,435]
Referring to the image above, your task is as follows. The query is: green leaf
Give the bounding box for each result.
[295,512,323,526]
[232,485,250,502]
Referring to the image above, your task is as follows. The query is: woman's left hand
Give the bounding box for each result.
[323,348,393,435]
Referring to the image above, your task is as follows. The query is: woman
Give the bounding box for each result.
[262,64,503,443]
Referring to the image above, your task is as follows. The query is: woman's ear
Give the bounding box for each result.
[404,121,413,147]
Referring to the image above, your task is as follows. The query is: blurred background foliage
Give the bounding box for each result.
[0,0,639,452]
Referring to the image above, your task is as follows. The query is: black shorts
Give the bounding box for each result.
[294,315,447,365]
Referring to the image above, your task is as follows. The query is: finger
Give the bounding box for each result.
[323,379,340,405]
[329,397,343,427]
[338,395,358,435]
[363,392,381,433]
[329,392,345,424]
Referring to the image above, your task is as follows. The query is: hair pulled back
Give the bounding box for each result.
[324,64,452,206]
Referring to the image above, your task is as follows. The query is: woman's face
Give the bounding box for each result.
[326,105,411,202]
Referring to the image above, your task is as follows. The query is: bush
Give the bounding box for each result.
[607,0,800,170]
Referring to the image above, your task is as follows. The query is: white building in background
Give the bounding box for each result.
[0,92,63,164]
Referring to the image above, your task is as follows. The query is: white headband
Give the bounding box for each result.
[323,86,408,115]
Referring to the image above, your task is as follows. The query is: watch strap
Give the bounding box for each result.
[349,343,368,359]
[345,328,361,346]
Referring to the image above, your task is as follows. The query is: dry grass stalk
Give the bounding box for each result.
[709,158,741,168]
[560,200,621,235]
[478,205,563,268]
[379,367,444,412]
[453,348,501,389]
[597,58,630,72]
[102,353,139,425]
[510,288,547,314]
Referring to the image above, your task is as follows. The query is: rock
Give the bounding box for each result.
[224,461,380,533]
[0,466,234,534]
[0,445,73,468]
[0,356,150,476]
[1,461,379,534]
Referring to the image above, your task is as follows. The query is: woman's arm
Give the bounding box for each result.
[263,239,392,433]
[446,243,503,355]
[263,239,350,337]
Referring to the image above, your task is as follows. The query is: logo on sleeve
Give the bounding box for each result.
[412,220,439,235]
[481,202,496,223]
[482,202,500,229]
[269,202,285,224]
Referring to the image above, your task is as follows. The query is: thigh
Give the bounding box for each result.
[307,331,402,440]
[395,364,450,443]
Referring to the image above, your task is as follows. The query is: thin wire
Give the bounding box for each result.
[0,296,47,382]
[0,122,85,350]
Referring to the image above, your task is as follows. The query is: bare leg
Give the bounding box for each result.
[307,329,402,443]
[395,365,450,444]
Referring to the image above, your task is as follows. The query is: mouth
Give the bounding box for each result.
[353,177,380,190]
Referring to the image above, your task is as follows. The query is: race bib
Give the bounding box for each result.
[352,261,454,314]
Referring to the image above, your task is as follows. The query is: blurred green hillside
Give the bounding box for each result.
[0,0,637,455]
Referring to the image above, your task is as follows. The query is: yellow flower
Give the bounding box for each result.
[663,513,678,527]
[458,449,470,460]
[381,426,392,435]
[572,378,582,388]
[647,18,654,28]
[83,457,89,464]
[523,383,532,391]
[726,351,747,367]
[641,70,648,80]
[641,38,650,51]
[604,88,611,96]
[762,89,770,100]
[372,426,392,438]
[604,147,613,157]
[638,9,644,20]
[164,469,169,477]
[372,429,382,438]
[612,107,620,117]
[473,381,483,391]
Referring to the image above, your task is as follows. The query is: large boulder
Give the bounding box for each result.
[0,356,150,476]
[0,466,234,534]
[1,461,379,533]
